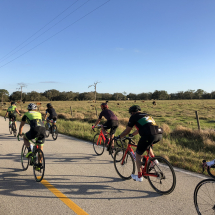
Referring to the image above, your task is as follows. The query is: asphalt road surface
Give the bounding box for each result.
[0,116,207,215]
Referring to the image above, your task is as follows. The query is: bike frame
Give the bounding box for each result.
[96,128,110,145]
[121,139,158,178]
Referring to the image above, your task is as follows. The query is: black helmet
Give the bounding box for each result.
[47,103,52,108]
[101,103,108,110]
[11,102,16,105]
[129,105,141,113]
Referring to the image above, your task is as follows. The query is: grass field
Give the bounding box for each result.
[1,100,215,175]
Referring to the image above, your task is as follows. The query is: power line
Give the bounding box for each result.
[0,0,91,64]
[0,0,80,62]
[0,0,111,69]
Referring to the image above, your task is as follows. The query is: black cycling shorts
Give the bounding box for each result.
[47,116,57,122]
[103,120,119,135]
[25,126,46,144]
[9,114,16,121]
[136,134,162,155]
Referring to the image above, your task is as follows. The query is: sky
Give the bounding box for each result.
[0,0,215,95]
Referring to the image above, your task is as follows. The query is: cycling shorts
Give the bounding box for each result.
[103,120,119,135]
[9,114,16,121]
[47,116,57,123]
[136,134,162,155]
[25,126,46,145]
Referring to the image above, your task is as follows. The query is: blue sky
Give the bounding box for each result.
[0,0,215,95]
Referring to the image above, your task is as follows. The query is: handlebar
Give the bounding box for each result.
[17,133,25,141]
[92,124,102,132]
[202,160,207,173]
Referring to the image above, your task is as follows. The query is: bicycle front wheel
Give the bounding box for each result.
[207,165,215,178]
[114,148,135,180]
[93,133,105,155]
[147,156,176,195]
[52,125,58,140]
[21,144,29,170]
[194,179,215,215]
[9,126,12,134]
[12,123,16,137]
[45,124,49,138]
[33,149,45,182]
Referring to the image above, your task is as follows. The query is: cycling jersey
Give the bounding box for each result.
[7,105,17,115]
[46,108,57,119]
[99,109,118,121]
[22,111,44,129]
[128,112,157,136]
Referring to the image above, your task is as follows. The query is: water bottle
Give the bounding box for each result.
[30,144,34,152]
[9,121,12,127]
[131,151,136,161]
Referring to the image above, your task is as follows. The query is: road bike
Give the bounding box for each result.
[5,117,17,137]
[193,160,215,214]
[17,133,45,182]
[114,136,176,195]
[92,125,123,159]
[45,120,58,140]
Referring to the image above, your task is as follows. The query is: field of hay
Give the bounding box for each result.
[1,100,215,175]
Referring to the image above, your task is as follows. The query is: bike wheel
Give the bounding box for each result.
[45,124,49,138]
[114,148,135,180]
[93,133,105,155]
[147,156,176,195]
[207,165,215,178]
[9,125,12,134]
[52,125,58,140]
[194,179,215,215]
[33,149,45,182]
[12,123,17,137]
[21,144,29,170]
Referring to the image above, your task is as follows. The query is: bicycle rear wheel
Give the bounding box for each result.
[21,144,29,170]
[147,156,176,195]
[9,125,12,134]
[52,125,58,140]
[33,149,45,182]
[114,148,135,180]
[45,124,49,138]
[93,133,105,155]
[12,123,16,137]
[207,165,215,178]
[194,179,215,215]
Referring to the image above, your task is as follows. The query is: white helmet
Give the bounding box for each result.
[28,103,37,110]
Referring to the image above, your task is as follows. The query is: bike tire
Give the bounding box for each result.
[194,179,215,215]
[93,133,105,155]
[114,148,135,180]
[21,144,29,171]
[207,165,215,178]
[9,126,12,134]
[45,124,49,138]
[52,125,58,140]
[147,156,176,195]
[12,123,16,137]
[33,149,45,182]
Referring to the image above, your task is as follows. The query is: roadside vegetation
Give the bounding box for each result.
[1,100,215,175]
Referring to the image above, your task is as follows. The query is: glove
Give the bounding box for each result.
[92,125,95,129]
[4,117,6,121]
[129,134,134,137]
[114,135,120,140]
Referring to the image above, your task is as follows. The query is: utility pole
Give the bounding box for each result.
[88,81,100,103]
[17,83,27,102]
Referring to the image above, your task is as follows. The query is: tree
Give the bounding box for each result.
[112,93,126,100]
[184,89,195,99]
[43,89,60,101]
[0,89,9,104]
[10,91,26,101]
[88,81,100,103]
[195,89,205,99]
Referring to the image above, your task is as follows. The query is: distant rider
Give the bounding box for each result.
[44,103,57,131]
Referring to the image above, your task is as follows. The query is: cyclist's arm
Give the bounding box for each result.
[19,121,26,135]
[44,113,47,120]
[131,130,139,136]
[15,108,22,116]
[4,111,8,118]
[94,119,101,127]
[119,126,132,138]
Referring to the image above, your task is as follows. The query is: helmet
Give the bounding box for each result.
[47,103,52,108]
[101,103,108,110]
[28,103,37,110]
[129,105,141,113]
[11,102,16,105]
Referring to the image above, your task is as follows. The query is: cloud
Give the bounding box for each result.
[39,81,59,84]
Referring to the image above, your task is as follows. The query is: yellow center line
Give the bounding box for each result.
[40,178,89,215]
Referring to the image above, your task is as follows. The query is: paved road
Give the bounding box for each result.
[0,116,207,215]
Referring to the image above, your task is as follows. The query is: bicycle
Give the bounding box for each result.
[17,133,45,182]
[202,159,215,179]
[5,116,17,137]
[92,125,123,159]
[114,136,176,195]
[45,120,58,140]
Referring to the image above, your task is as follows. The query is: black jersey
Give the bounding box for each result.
[46,108,57,118]
[99,109,118,121]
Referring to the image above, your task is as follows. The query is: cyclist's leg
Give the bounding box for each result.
[53,117,57,126]
[14,116,17,130]
[102,121,110,138]
[36,127,45,164]
[25,129,37,157]
[149,134,162,157]
[109,120,119,147]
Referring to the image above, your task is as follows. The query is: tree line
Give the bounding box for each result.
[1,89,215,102]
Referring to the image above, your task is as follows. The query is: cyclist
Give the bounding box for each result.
[203,159,215,168]
[93,103,119,152]
[4,102,22,130]
[44,103,57,132]
[18,103,45,171]
[115,105,162,182]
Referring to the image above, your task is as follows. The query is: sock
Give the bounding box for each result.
[28,147,31,152]
[138,172,142,178]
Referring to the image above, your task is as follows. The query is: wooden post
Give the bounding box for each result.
[195,111,201,131]
[95,107,97,117]
[70,106,72,116]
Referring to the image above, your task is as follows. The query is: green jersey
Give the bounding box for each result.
[22,111,44,128]
[7,105,17,115]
